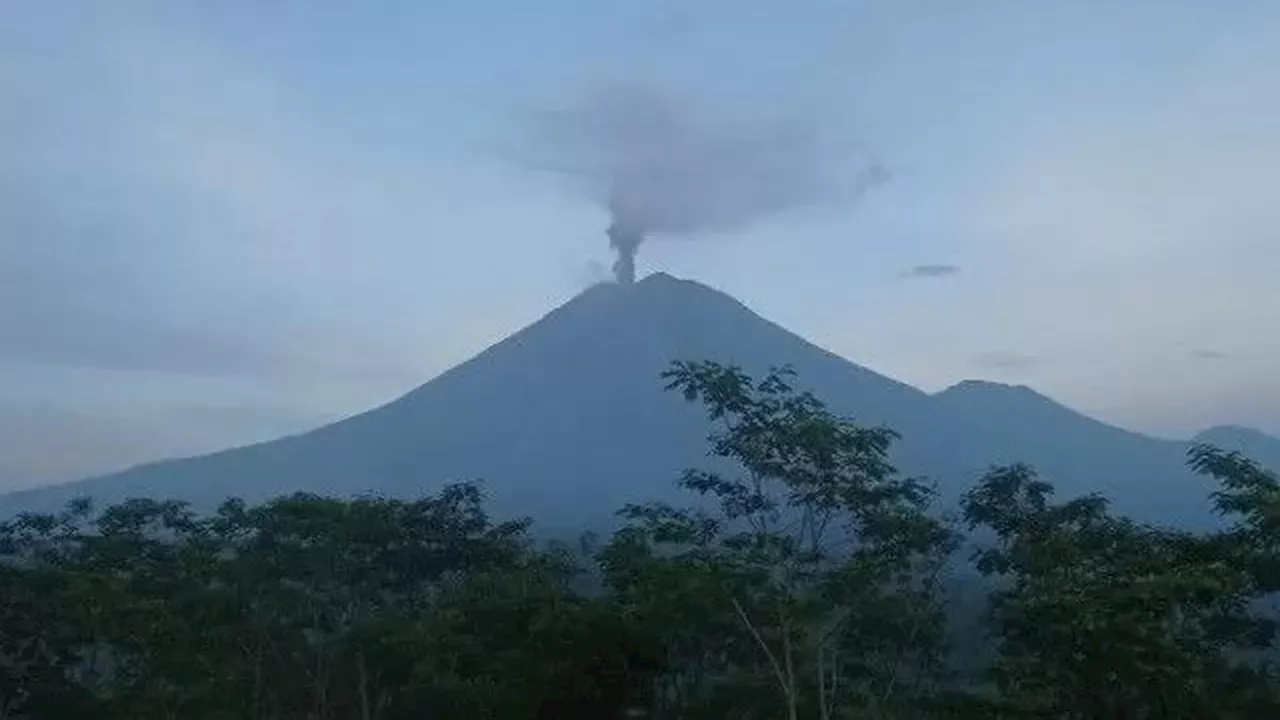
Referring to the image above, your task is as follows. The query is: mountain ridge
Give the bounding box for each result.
[1,272,1271,528]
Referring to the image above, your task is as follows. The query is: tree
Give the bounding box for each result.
[0,498,110,718]
[601,360,959,718]
[8,360,1280,719]
[962,458,1280,717]
[0,483,660,719]
[1193,443,1280,595]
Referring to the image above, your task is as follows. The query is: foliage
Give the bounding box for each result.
[0,486,656,719]
[601,361,960,718]
[962,459,1280,717]
[2,361,1280,718]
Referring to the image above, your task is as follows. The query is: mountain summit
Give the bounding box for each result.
[1193,426,1280,472]
[0,273,1255,527]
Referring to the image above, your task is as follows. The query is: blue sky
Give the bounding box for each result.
[2,0,1278,489]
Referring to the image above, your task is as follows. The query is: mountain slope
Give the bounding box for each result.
[927,380,1216,525]
[0,274,932,527]
[0,273,1255,528]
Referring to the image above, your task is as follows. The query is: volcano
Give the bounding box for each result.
[1,273,1261,528]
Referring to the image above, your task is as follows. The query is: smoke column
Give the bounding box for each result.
[519,83,888,283]
[607,218,642,285]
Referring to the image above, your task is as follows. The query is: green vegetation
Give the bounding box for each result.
[3,360,1279,718]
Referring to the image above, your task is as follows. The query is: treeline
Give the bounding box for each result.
[3,360,1280,719]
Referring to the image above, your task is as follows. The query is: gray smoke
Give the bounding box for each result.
[519,83,888,283]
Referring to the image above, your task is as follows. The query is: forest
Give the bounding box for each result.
[3,360,1279,719]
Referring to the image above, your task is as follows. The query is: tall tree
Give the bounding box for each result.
[601,360,958,718]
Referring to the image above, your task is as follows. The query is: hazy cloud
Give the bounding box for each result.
[974,352,1040,370]
[902,263,960,279]
[839,7,1280,438]
[0,398,332,489]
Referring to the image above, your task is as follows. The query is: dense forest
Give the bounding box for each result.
[3,360,1279,719]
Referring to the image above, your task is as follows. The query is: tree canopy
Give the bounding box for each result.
[2,360,1279,718]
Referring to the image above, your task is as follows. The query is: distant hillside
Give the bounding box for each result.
[1,273,1267,529]
[925,379,1216,524]
[1193,426,1280,474]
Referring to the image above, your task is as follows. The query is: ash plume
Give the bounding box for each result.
[517,83,888,283]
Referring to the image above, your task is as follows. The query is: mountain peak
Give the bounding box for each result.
[1192,425,1280,474]
[930,377,1154,444]
[0,271,1232,529]
[1195,424,1274,441]
[553,272,743,316]
[1,270,929,522]
[636,270,682,285]
[626,271,744,305]
[936,379,1048,403]
[537,272,771,353]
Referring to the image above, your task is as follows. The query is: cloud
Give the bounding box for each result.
[825,9,1280,442]
[946,16,1280,436]
[974,351,1039,370]
[0,16,295,379]
[1190,349,1229,361]
[0,405,148,489]
[0,397,334,491]
[0,5,545,385]
[0,4,570,490]
[902,263,960,279]
[0,217,269,376]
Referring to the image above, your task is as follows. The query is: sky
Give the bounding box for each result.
[2,0,1278,490]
